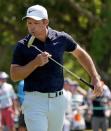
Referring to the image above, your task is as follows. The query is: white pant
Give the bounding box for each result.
[22,91,67,131]
[63,118,71,131]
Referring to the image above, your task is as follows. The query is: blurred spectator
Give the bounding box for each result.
[87,81,111,131]
[70,81,87,131]
[0,111,2,131]
[17,80,25,105]
[63,78,72,131]
[17,80,27,131]
[0,71,18,131]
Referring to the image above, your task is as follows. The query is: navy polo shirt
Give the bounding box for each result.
[12,27,77,93]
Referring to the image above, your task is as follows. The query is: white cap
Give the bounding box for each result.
[0,72,9,79]
[22,5,48,20]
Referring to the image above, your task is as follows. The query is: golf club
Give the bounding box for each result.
[28,36,94,89]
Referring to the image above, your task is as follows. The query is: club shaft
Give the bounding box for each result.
[31,45,94,89]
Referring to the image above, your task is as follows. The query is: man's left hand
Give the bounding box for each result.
[92,77,103,96]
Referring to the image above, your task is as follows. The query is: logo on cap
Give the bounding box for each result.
[28,10,36,13]
[22,5,48,21]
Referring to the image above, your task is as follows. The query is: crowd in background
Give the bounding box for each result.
[63,77,111,131]
[0,71,111,131]
[0,72,26,131]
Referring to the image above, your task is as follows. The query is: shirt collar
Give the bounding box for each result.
[28,27,55,42]
[47,27,56,40]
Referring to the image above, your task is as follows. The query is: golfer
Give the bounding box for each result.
[10,4,103,131]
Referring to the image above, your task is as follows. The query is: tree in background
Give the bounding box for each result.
[0,0,111,88]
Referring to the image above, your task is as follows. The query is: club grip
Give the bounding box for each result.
[80,78,94,89]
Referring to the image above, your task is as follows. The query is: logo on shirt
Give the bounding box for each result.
[53,42,59,46]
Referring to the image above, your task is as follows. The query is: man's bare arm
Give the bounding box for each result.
[71,45,103,96]
[10,52,50,82]
[10,60,39,82]
[71,45,100,80]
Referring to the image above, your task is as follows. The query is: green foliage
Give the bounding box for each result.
[0,0,111,87]
[94,0,102,15]
[78,15,88,29]
[91,0,111,73]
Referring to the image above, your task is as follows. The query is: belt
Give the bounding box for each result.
[48,90,63,98]
[25,90,63,98]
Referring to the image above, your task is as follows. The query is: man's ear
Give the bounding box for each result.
[43,19,49,26]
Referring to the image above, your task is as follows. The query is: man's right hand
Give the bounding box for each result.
[36,52,51,67]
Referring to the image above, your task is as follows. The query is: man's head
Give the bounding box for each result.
[23,5,49,40]
[23,5,48,21]
[70,81,79,93]
[64,78,72,91]
[0,72,9,86]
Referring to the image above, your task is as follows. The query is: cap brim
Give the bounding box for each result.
[22,16,43,21]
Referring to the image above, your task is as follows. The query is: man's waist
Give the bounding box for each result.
[24,79,63,92]
[24,86,63,93]
[25,90,63,98]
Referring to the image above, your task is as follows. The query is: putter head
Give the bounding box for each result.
[28,36,35,48]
